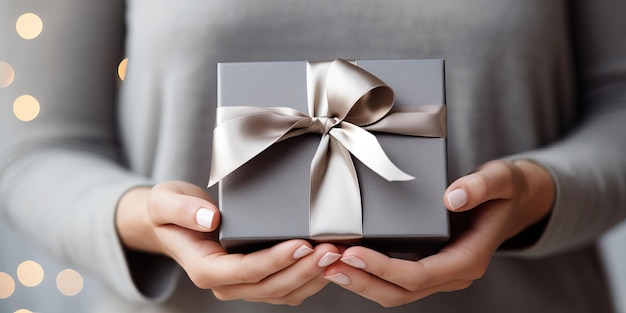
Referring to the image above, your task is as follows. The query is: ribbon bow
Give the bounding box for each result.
[209,59,446,239]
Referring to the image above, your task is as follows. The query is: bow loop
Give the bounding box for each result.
[325,59,395,125]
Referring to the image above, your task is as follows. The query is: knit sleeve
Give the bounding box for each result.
[0,0,178,302]
[501,0,626,257]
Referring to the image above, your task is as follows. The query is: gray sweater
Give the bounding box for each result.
[1,0,625,312]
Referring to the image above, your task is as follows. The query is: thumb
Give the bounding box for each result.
[443,160,520,212]
[149,181,221,232]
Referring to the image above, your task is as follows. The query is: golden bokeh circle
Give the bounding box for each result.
[118,58,128,81]
[0,272,16,299]
[14,310,33,313]
[0,61,15,88]
[56,269,84,296]
[13,95,41,122]
[16,13,43,40]
[16,260,44,287]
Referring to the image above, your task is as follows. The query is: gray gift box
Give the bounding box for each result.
[216,59,449,259]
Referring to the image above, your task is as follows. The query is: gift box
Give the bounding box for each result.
[209,59,449,259]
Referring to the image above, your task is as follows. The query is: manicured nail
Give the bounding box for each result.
[341,255,367,269]
[195,208,215,229]
[292,245,314,259]
[447,189,467,211]
[325,273,351,285]
[318,252,342,267]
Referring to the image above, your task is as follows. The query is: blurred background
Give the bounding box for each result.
[1,9,625,313]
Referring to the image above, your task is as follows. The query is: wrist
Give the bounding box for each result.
[507,159,555,242]
[115,186,163,255]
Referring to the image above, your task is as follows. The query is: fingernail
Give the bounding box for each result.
[195,208,215,229]
[341,255,367,269]
[318,252,342,267]
[325,273,351,285]
[293,245,314,259]
[447,189,467,211]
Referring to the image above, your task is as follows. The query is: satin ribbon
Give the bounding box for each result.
[209,59,446,240]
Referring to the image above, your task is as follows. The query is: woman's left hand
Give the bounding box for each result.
[323,160,555,307]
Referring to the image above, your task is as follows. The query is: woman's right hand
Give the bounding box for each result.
[115,181,341,305]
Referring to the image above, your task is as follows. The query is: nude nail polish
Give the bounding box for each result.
[325,273,351,285]
[341,255,367,269]
[318,252,342,267]
[293,245,314,259]
[447,189,467,211]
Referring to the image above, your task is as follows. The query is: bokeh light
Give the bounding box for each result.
[14,309,33,313]
[0,271,16,299]
[56,269,84,296]
[0,61,15,88]
[118,58,128,81]
[16,13,43,40]
[13,95,41,122]
[16,260,44,287]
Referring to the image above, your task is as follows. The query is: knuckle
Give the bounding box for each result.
[462,253,489,281]
[283,297,305,307]
[260,285,290,299]
[182,260,214,289]
[467,264,487,280]
[235,251,288,284]
[268,245,294,270]
[456,280,474,291]
[375,263,390,279]
[470,172,492,200]
[172,197,192,221]
[188,274,213,290]
[450,247,488,280]
[211,289,235,301]
[296,266,321,282]
[146,194,159,219]
[271,255,289,272]
[461,258,488,281]
[496,161,519,182]
[351,281,370,294]
[443,280,474,293]
[471,161,515,192]
[404,264,428,291]
[379,294,411,308]
[236,269,264,284]
[235,256,265,283]
[405,278,426,292]
[489,159,512,171]
[265,296,305,306]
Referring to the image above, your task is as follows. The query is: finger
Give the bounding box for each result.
[213,244,338,302]
[325,261,472,308]
[155,223,226,268]
[337,233,494,292]
[185,240,316,289]
[444,160,522,212]
[338,246,441,291]
[242,275,329,306]
[149,182,220,232]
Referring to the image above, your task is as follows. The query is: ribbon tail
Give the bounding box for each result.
[330,124,415,182]
[309,134,362,240]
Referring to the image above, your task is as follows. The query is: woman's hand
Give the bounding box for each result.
[323,160,555,307]
[116,181,341,306]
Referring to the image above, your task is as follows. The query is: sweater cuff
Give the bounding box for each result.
[495,156,560,257]
[86,180,180,302]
